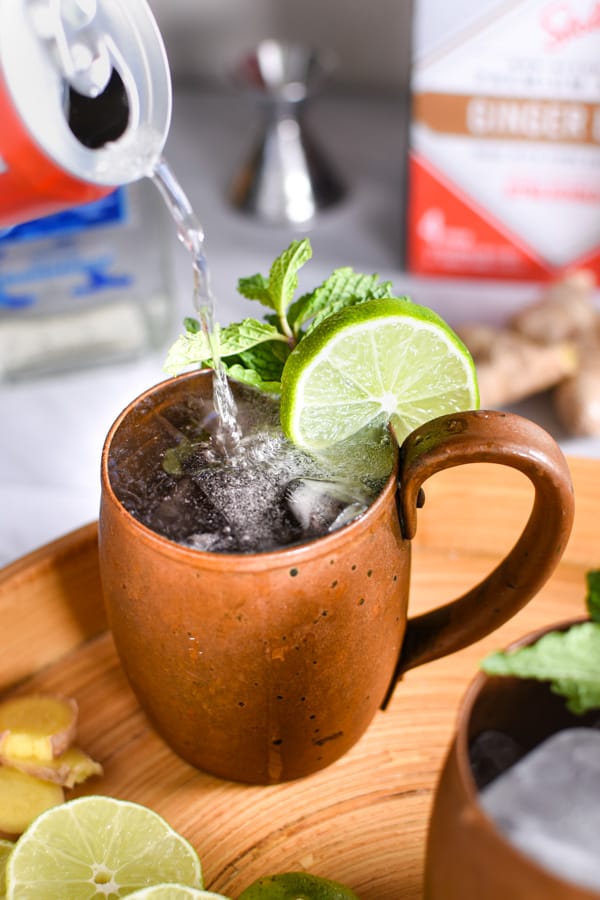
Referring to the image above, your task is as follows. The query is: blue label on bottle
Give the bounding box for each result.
[0,188,127,244]
[0,254,134,309]
[0,186,134,309]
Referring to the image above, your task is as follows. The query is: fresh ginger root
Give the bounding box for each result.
[0,766,64,836]
[555,355,600,437]
[510,270,597,344]
[0,694,78,761]
[0,692,102,835]
[457,324,577,407]
[458,269,600,435]
[0,744,103,790]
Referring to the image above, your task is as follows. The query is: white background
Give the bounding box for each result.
[145,0,414,91]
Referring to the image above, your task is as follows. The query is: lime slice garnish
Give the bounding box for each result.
[280,297,479,450]
[238,872,359,900]
[126,888,229,899]
[1,839,14,900]
[5,796,203,900]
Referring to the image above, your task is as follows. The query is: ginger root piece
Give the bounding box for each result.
[554,357,600,437]
[456,270,599,431]
[0,745,103,790]
[510,269,596,344]
[0,766,64,836]
[0,694,78,761]
[456,324,578,407]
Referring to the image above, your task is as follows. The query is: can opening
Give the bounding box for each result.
[67,68,130,149]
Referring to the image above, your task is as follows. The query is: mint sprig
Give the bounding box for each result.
[164,319,287,376]
[481,569,600,714]
[288,268,394,337]
[164,237,394,392]
[238,238,312,339]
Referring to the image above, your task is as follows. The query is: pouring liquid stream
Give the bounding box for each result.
[150,157,242,455]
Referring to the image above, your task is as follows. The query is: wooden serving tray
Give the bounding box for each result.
[1,457,597,899]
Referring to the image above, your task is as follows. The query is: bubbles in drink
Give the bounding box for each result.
[109,383,393,553]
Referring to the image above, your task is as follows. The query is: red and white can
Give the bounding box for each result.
[0,0,172,227]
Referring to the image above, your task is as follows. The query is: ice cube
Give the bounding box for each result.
[469,729,524,789]
[284,478,368,537]
[184,532,225,552]
[328,501,368,533]
[480,727,600,891]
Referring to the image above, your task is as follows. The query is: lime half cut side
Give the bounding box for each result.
[280,297,479,450]
[5,796,203,900]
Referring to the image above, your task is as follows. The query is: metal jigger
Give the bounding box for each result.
[229,40,345,227]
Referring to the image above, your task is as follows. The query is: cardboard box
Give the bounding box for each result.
[406,0,600,280]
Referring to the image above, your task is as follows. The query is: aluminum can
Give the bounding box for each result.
[0,0,172,227]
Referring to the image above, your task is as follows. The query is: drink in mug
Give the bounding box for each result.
[108,380,394,554]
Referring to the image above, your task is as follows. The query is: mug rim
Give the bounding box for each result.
[100,369,401,571]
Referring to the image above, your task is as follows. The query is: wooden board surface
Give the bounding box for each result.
[0,456,597,899]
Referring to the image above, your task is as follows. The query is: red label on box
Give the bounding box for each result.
[407,0,600,281]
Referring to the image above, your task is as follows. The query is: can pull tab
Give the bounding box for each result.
[28,0,112,98]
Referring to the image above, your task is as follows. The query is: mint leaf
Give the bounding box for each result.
[288,268,395,337]
[237,239,312,338]
[238,342,289,381]
[221,362,281,393]
[220,340,289,391]
[309,275,395,334]
[237,273,271,306]
[219,319,288,356]
[184,317,201,334]
[586,570,600,622]
[219,341,289,393]
[481,622,600,714]
[164,331,210,376]
[269,238,312,325]
[163,319,287,376]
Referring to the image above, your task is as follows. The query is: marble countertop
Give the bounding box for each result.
[0,87,597,568]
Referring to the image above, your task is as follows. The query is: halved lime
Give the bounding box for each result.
[5,796,203,900]
[238,873,359,900]
[280,297,478,449]
[126,888,229,899]
[1,839,14,900]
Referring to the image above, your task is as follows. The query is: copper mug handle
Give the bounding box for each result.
[387,410,574,694]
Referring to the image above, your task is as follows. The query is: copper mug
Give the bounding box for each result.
[425,619,596,900]
[98,371,574,784]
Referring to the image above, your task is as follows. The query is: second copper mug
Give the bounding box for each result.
[425,619,597,899]
[98,372,574,784]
